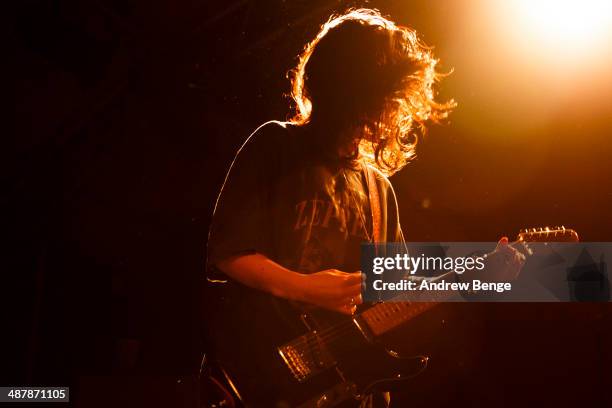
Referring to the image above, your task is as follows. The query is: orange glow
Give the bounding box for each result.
[513,0,611,55]
[490,0,612,69]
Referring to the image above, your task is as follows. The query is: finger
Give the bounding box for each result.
[335,304,356,315]
[335,289,362,305]
[514,252,526,268]
[342,272,363,286]
[340,293,364,307]
[496,236,509,250]
[494,252,523,281]
[509,253,525,278]
[498,242,520,258]
[341,283,363,298]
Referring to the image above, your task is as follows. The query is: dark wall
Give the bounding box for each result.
[6,1,611,406]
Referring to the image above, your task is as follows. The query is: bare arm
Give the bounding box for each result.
[217,253,363,314]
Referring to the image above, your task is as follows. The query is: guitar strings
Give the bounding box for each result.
[289,241,538,350]
[290,299,444,350]
[287,238,566,368]
[290,303,418,349]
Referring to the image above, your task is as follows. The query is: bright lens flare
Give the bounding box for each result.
[514,0,611,54]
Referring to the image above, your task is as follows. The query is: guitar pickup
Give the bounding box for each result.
[278,332,337,382]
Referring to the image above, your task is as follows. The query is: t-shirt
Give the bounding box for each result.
[206,120,404,278]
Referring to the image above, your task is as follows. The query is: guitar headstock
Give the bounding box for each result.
[517,226,579,243]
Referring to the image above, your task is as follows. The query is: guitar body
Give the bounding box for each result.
[206,281,425,407]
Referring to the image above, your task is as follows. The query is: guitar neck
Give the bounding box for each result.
[359,240,530,337]
[360,300,440,337]
[359,274,456,337]
[359,227,579,337]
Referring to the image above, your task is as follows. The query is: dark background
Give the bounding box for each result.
[5,0,612,406]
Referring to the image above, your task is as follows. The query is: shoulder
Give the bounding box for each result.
[224,120,297,181]
[237,120,293,157]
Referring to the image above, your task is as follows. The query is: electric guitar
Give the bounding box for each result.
[205,227,579,407]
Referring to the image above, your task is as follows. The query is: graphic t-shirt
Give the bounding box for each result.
[206,121,404,277]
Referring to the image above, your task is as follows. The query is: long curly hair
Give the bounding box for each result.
[288,8,456,176]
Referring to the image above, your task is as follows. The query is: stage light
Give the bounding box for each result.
[512,0,611,56]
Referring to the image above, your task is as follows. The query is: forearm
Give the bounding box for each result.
[216,253,305,301]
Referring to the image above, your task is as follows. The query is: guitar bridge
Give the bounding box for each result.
[278,332,336,382]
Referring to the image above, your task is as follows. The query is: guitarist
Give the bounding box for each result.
[206,8,524,407]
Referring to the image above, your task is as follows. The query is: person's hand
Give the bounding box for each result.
[478,237,526,282]
[297,270,363,315]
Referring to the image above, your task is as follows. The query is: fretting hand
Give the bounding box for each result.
[475,237,526,282]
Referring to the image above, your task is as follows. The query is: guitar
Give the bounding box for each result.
[204,227,579,407]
